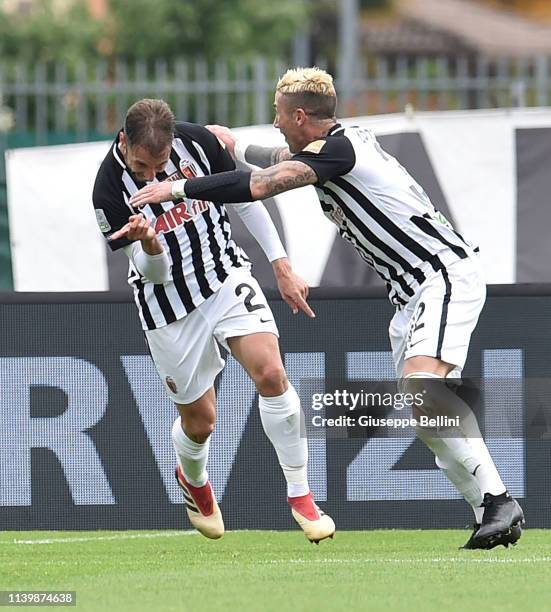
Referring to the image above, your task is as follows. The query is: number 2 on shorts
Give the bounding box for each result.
[235,283,266,313]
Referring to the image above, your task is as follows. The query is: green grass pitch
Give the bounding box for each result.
[1,530,550,611]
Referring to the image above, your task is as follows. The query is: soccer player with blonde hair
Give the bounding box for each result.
[130,70,524,549]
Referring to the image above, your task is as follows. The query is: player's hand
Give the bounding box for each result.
[129,182,175,208]
[206,124,237,158]
[108,214,156,244]
[272,258,315,318]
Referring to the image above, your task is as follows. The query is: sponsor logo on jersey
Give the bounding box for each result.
[154,200,210,234]
[302,139,326,154]
[95,208,111,233]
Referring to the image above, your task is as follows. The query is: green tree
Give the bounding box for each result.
[0,0,102,64]
[108,0,310,61]
[0,0,310,64]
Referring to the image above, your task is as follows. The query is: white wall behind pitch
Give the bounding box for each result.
[7,108,551,291]
[6,141,110,291]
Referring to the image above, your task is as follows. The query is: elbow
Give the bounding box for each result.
[143,269,171,285]
[250,184,266,201]
[134,249,172,284]
[141,265,171,285]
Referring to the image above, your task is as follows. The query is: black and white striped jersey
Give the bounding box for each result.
[92,122,248,330]
[292,124,478,307]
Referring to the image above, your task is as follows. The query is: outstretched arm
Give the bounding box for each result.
[235,143,292,168]
[249,161,317,199]
[128,160,317,208]
[234,200,314,317]
[206,124,291,168]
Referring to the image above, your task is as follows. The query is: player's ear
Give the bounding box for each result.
[119,131,128,155]
[295,108,308,125]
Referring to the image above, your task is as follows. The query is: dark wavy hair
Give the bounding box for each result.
[124,98,175,154]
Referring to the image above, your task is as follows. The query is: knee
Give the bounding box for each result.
[403,373,443,418]
[180,414,215,442]
[253,363,287,396]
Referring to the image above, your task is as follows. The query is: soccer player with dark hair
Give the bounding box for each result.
[92,98,335,543]
[130,71,524,549]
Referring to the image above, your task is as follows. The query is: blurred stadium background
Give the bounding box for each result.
[3,0,551,290]
[1,3,551,608]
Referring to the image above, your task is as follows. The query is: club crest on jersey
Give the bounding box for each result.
[165,376,178,394]
[154,200,209,234]
[179,160,198,179]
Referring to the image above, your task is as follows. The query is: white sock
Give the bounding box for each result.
[445,394,506,496]
[259,384,309,498]
[435,456,484,522]
[473,505,485,524]
[171,417,210,487]
[417,425,483,520]
[407,372,506,499]
[467,436,506,496]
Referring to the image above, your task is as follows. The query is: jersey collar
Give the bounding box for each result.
[326,122,342,136]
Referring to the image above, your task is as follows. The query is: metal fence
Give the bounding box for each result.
[0,57,289,145]
[0,52,551,290]
[1,54,551,144]
[356,54,551,115]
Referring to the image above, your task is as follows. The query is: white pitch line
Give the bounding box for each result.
[4,535,551,564]
[262,557,551,565]
[13,531,198,545]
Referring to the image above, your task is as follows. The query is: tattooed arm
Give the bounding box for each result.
[249,161,317,199]
[129,160,318,208]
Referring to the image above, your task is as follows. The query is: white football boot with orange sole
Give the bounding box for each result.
[175,465,224,539]
[289,492,335,544]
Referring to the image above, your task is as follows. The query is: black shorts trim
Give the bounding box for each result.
[436,268,452,360]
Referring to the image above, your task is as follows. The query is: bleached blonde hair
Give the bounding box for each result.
[275,67,337,119]
[276,67,336,97]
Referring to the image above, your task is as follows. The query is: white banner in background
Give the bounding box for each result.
[6,141,111,291]
[6,108,551,291]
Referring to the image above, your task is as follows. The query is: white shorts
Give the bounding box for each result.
[389,256,486,378]
[145,267,279,404]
